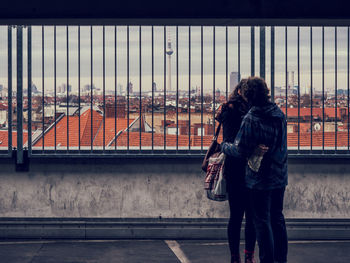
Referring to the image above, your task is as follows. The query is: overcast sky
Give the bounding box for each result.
[0,25,349,96]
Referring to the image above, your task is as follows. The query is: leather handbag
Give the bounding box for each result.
[201,123,222,172]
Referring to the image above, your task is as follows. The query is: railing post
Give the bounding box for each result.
[260,26,266,79]
[8,26,12,157]
[251,26,255,76]
[271,26,275,102]
[27,26,32,156]
[16,26,23,164]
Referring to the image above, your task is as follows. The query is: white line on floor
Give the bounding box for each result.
[165,240,192,263]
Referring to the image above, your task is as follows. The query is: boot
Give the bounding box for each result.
[231,253,241,263]
[244,250,256,263]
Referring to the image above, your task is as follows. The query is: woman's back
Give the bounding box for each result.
[216,96,248,183]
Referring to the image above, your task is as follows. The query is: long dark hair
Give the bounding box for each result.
[215,79,248,122]
[228,78,248,103]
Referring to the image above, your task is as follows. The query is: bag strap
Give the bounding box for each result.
[212,123,222,141]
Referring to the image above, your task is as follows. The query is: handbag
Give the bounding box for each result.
[201,123,222,172]
[202,123,228,201]
[204,151,228,201]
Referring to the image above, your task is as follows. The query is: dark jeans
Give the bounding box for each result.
[248,187,288,263]
[227,181,256,255]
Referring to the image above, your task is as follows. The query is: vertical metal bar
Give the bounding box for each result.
[127,26,130,152]
[335,27,337,152]
[151,26,154,152]
[78,26,81,152]
[188,26,191,150]
[322,26,325,152]
[310,27,313,152]
[226,26,228,100]
[200,26,203,152]
[17,26,23,163]
[163,26,166,151]
[27,26,32,156]
[176,26,179,152]
[8,26,12,156]
[238,26,241,81]
[213,26,216,137]
[251,26,255,77]
[348,26,350,153]
[285,27,288,129]
[271,26,275,103]
[66,26,69,152]
[103,26,105,152]
[297,26,300,152]
[42,26,45,152]
[260,26,266,79]
[115,26,117,150]
[139,26,142,152]
[54,26,57,152]
[90,26,93,152]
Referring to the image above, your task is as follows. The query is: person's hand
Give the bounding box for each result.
[253,144,269,156]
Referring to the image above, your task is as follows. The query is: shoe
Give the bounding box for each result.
[244,250,256,263]
[231,253,241,263]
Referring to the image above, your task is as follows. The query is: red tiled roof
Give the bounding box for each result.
[287,131,349,147]
[281,108,347,119]
[33,109,133,147]
[0,130,28,148]
[111,131,223,148]
[93,118,130,146]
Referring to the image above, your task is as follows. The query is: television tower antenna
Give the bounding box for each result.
[166,38,174,92]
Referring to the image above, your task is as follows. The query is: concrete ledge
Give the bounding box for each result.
[0,218,349,240]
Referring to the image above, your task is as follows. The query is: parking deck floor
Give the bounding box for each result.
[0,239,349,263]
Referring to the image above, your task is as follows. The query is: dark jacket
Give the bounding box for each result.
[221,102,288,190]
[215,96,249,184]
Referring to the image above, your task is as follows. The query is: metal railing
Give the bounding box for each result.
[0,23,349,161]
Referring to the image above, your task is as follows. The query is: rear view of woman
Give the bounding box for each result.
[216,79,256,263]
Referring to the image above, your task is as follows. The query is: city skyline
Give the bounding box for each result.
[0,26,350,96]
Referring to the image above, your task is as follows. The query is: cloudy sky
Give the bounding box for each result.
[0,25,349,96]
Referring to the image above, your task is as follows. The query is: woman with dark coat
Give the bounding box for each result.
[215,79,256,263]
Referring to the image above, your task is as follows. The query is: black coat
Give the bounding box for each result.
[216,96,249,185]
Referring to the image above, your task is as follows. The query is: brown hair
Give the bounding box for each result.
[227,78,248,103]
[242,76,270,106]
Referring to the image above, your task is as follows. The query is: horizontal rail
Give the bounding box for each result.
[2,19,350,26]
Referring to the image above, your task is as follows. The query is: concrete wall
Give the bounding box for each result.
[0,157,349,218]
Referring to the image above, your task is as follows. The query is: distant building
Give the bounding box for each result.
[117,84,123,95]
[127,82,133,94]
[196,86,201,97]
[58,84,72,94]
[152,82,157,92]
[215,89,221,98]
[230,72,240,93]
[32,83,39,94]
[337,89,348,96]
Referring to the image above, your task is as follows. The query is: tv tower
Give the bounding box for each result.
[166,38,174,92]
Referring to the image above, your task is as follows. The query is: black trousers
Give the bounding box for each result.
[248,187,288,263]
[227,178,256,255]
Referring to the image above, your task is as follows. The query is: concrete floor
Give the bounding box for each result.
[0,239,349,263]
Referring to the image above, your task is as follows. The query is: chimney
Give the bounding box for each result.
[117,102,126,119]
[105,102,126,119]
